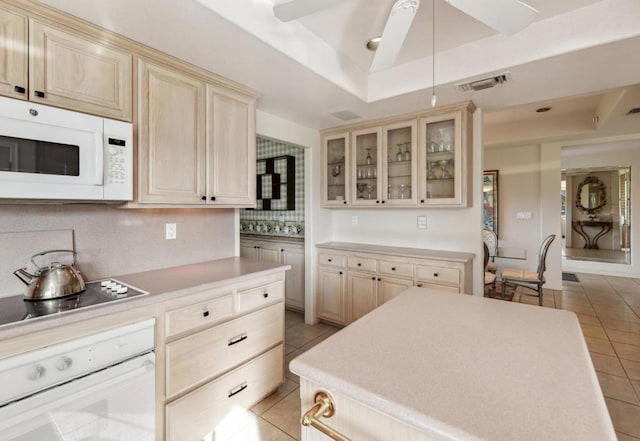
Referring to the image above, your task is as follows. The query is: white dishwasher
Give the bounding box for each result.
[0,318,155,441]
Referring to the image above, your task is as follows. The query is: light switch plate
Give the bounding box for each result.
[352,216,358,226]
[417,216,427,229]
[165,223,177,240]
[516,212,533,220]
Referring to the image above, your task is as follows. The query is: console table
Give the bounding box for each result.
[572,220,612,249]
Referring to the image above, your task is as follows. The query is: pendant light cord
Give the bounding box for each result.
[431,0,437,107]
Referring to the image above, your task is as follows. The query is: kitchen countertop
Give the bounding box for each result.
[316,241,474,262]
[290,288,615,441]
[0,257,289,340]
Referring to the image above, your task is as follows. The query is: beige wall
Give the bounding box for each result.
[0,204,235,296]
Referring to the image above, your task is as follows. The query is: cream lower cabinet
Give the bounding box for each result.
[163,272,285,441]
[240,237,305,311]
[138,59,256,207]
[316,243,473,326]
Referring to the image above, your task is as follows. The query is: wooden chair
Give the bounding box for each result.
[484,243,497,297]
[501,234,556,306]
[482,229,498,273]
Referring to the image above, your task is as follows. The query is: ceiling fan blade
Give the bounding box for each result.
[273,0,346,22]
[370,0,420,73]
[444,0,538,35]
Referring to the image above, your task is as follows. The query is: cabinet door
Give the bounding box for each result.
[258,243,281,264]
[383,120,417,205]
[351,127,382,206]
[207,84,256,206]
[138,60,206,204]
[318,267,347,325]
[322,133,350,207]
[347,272,377,322]
[378,276,413,305]
[29,20,132,120]
[0,8,27,100]
[281,245,305,311]
[240,240,259,260]
[418,111,467,206]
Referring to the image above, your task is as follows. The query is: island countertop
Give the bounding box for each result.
[290,287,615,441]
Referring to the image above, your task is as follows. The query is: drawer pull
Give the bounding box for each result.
[263,292,269,298]
[228,334,248,346]
[339,271,343,275]
[417,284,423,287]
[357,263,361,267]
[14,85,25,94]
[328,258,332,262]
[302,391,351,441]
[391,267,396,271]
[202,310,210,318]
[228,382,248,398]
[433,273,439,277]
[34,90,45,98]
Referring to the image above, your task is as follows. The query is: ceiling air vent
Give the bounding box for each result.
[626,107,640,115]
[456,73,510,92]
[330,110,361,121]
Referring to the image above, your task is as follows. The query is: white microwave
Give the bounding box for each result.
[0,97,133,201]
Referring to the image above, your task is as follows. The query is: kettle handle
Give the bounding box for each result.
[30,249,77,269]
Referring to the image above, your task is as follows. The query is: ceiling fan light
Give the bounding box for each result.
[431,94,437,108]
[366,37,381,51]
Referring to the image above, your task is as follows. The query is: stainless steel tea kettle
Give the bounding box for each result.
[14,250,86,300]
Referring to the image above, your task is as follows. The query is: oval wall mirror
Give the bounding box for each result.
[575,176,606,218]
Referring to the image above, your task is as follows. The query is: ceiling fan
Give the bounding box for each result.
[273,0,538,72]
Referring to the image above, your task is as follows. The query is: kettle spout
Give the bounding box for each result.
[13,268,35,285]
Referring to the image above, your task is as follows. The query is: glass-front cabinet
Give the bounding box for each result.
[320,101,473,208]
[418,111,467,206]
[322,132,350,206]
[351,127,381,206]
[383,120,417,205]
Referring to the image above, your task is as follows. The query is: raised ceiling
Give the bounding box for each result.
[41,0,640,133]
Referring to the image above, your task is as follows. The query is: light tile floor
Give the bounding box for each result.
[238,272,640,440]
[495,273,640,440]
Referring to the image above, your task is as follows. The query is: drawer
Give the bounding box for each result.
[318,252,346,268]
[379,260,414,278]
[165,293,233,338]
[415,265,460,286]
[347,256,377,272]
[415,281,460,293]
[166,303,283,397]
[237,281,283,313]
[167,344,284,441]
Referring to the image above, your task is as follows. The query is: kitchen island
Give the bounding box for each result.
[290,287,615,441]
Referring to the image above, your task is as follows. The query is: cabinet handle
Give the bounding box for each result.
[357,263,361,267]
[339,271,343,275]
[14,85,25,94]
[343,200,347,204]
[34,90,45,98]
[433,273,439,277]
[371,276,375,280]
[376,200,380,204]
[391,267,396,271]
[263,292,269,298]
[201,196,206,201]
[328,259,332,262]
[381,200,386,204]
[378,277,381,281]
[417,283,423,287]
[202,310,210,318]
[281,249,284,252]
[228,382,248,398]
[228,334,248,346]
[420,199,425,203]
[211,196,216,201]
[302,391,351,441]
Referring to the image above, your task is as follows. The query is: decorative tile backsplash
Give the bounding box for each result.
[241,137,305,234]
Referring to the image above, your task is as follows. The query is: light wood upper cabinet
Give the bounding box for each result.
[28,19,132,120]
[207,84,255,205]
[138,59,206,204]
[321,102,473,208]
[0,8,27,100]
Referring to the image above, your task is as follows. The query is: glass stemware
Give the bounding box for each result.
[403,143,411,161]
[366,148,372,165]
[428,162,438,179]
[357,182,366,199]
[396,144,403,162]
[331,164,341,185]
[400,184,405,199]
[438,159,450,179]
[367,184,372,200]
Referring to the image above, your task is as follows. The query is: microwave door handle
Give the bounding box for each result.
[93,133,104,185]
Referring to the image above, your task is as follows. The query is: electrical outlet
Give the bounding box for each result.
[417,216,427,230]
[165,223,177,240]
[352,216,358,225]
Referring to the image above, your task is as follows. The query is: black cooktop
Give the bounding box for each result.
[0,279,148,327]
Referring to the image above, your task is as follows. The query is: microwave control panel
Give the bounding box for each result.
[106,138,127,185]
